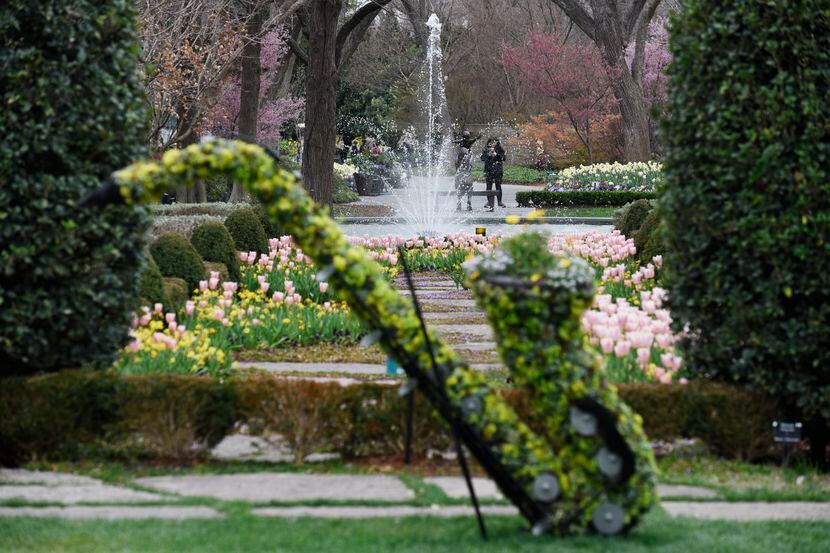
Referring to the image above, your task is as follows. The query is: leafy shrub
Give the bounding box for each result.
[616,199,654,238]
[634,210,663,262]
[252,202,283,241]
[150,202,253,218]
[162,278,189,311]
[332,173,359,204]
[138,256,168,308]
[190,221,241,281]
[204,176,232,202]
[0,0,149,374]
[225,207,269,254]
[150,233,206,293]
[516,190,656,208]
[662,1,830,424]
[150,215,223,238]
[0,371,780,464]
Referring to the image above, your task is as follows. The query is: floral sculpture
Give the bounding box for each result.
[81,139,656,535]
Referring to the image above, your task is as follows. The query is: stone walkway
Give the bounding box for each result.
[3,469,829,522]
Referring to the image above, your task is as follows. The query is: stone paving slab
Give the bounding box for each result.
[0,506,223,520]
[424,478,719,501]
[211,434,340,464]
[663,501,830,521]
[0,469,100,487]
[435,324,494,339]
[658,484,718,498]
[398,290,473,300]
[135,473,415,502]
[453,342,498,352]
[420,299,478,308]
[0,484,166,504]
[254,504,519,519]
[422,311,486,321]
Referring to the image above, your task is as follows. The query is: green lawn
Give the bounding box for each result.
[544,207,617,218]
[472,164,548,185]
[1,510,828,553]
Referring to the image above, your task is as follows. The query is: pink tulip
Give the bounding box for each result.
[240,252,248,262]
[209,277,219,290]
[128,339,141,352]
[213,309,224,321]
[168,321,177,332]
[600,337,614,354]
[323,302,332,309]
[652,255,663,267]
[285,296,295,306]
[154,303,163,313]
[637,348,651,363]
[260,282,270,293]
[139,314,151,326]
[210,271,220,280]
[319,282,329,293]
[614,341,631,357]
[199,280,208,291]
[185,301,195,316]
[272,292,285,303]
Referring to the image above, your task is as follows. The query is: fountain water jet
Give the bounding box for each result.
[391,14,460,237]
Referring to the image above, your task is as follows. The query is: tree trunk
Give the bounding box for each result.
[614,66,652,162]
[230,8,264,203]
[175,111,206,203]
[808,415,829,472]
[302,0,341,207]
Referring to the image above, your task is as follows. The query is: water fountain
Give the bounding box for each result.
[390,13,460,237]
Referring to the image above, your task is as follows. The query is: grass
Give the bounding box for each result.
[472,164,549,185]
[544,207,617,218]
[2,510,829,553]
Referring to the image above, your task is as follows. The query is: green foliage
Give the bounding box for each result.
[516,190,656,208]
[225,207,269,253]
[203,261,229,282]
[336,80,399,146]
[615,199,654,237]
[149,234,206,293]
[662,0,830,418]
[634,210,663,263]
[138,256,168,308]
[332,173,359,204]
[251,202,283,241]
[190,221,241,281]
[0,0,149,374]
[162,277,188,311]
[204,176,232,202]
[0,371,778,465]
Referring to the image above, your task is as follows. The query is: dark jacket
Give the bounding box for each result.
[481,142,506,178]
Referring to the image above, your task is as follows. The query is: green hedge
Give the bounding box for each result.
[138,256,168,308]
[0,0,149,375]
[150,233,206,293]
[516,190,657,208]
[662,0,830,423]
[634,211,663,263]
[190,221,241,281]
[225,207,268,254]
[0,371,779,465]
[616,199,654,238]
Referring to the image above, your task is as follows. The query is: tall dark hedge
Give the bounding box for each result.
[661,2,830,421]
[0,1,149,375]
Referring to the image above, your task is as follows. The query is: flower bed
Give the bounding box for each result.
[547,161,663,192]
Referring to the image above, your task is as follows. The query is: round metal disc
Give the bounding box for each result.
[597,447,622,480]
[592,502,626,535]
[461,395,482,416]
[569,406,597,436]
[531,473,561,503]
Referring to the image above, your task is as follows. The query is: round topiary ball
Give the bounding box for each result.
[138,255,168,308]
[190,221,241,281]
[149,233,206,294]
[634,210,662,264]
[615,199,653,239]
[224,207,268,255]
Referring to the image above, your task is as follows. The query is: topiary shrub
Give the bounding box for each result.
[190,221,241,281]
[138,256,168,308]
[203,262,230,282]
[634,210,663,263]
[616,199,654,238]
[162,277,189,311]
[149,234,206,294]
[0,0,149,375]
[662,0,830,460]
[225,207,269,254]
[252,202,283,242]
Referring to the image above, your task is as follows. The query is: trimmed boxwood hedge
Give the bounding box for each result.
[224,207,269,254]
[0,371,780,465]
[149,233,206,294]
[138,256,168,308]
[616,199,654,238]
[190,221,241,281]
[516,190,657,208]
[0,0,149,375]
[662,0,830,442]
